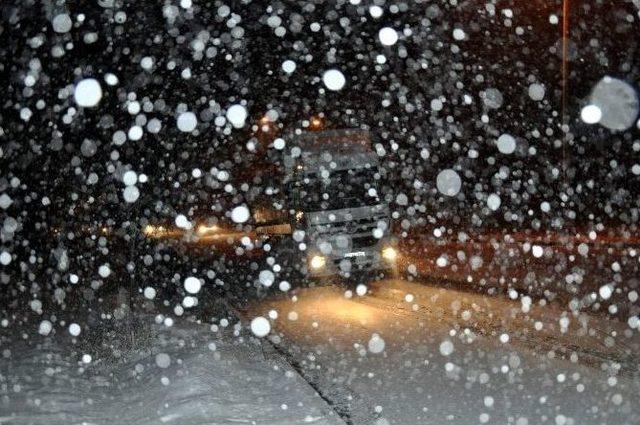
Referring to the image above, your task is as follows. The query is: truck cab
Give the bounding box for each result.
[283,129,397,277]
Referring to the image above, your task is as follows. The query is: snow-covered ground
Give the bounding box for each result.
[247,279,640,424]
[0,313,345,425]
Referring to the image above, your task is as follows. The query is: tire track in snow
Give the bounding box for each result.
[224,297,354,425]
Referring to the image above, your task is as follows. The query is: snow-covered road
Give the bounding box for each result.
[0,315,345,425]
[246,279,640,424]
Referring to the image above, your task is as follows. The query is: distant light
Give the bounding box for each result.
[580,104,602,124]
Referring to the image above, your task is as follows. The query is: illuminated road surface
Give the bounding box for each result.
[244,279,640,425]
[149,227,640,422]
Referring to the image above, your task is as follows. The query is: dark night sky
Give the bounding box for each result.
[1,0,639,238]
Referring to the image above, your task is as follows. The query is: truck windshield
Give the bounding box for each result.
[291,167,381,212]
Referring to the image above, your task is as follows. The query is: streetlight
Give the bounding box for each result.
[310,116,323,130]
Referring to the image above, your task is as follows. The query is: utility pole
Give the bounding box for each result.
[561,0,571,184]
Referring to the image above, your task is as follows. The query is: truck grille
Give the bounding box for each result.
[351,235,379,248]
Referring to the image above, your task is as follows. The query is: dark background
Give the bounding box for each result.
[1,0,639,305]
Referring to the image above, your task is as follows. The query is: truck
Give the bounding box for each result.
[283,129,397,278]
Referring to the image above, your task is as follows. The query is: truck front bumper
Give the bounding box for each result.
[305,245,397,277]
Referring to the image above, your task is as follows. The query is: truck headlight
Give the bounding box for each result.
[382,246,397,261]
[310,255,326,269]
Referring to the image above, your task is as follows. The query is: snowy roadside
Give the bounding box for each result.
[0,312,345,425]
[365,279,640,374]
[398,232,639,314]
[247,281,640,424]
